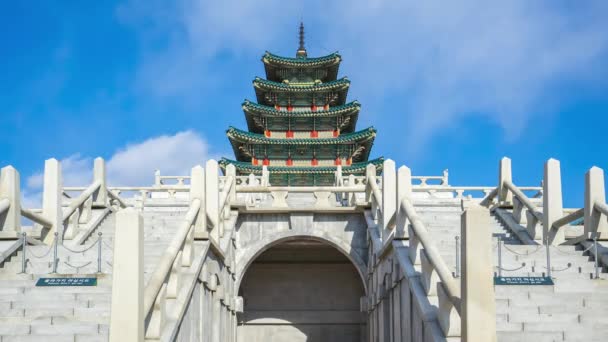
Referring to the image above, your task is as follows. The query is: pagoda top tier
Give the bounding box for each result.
[263,51,342,83]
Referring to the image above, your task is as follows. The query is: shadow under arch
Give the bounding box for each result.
[235,232,368,294]
[237,233,368,342]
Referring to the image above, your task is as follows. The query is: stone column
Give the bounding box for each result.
[498,157,512,205]
[0,166,21,234]
[382,159,396,240]
[191,165,206,238]
[461,204,496,342]
[396,165,412,239]
[585,167,608,239]
[109,208,144,342]
[543,159,564,245]
[93,157,108,207]
[42,159,63,244]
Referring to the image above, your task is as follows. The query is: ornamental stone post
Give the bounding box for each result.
[205,160,220,242]
[461,204,497,342]
[0,166,21,234]
[226,164,236,203]
[543,159,564,245]
[498,157,512,205]
[109,208,144,342]
[396,165,412,239]
[93,157,108,207]
[382,159,396,239]
[190,165,206,238]
[261,165,269,186]
[585,166,608,239]
[366,163,376,203]
[42,158,62,244]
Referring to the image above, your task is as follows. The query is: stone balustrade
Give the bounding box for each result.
[0,157,125,244]
[364,159,497,341]
[489,157,608,245]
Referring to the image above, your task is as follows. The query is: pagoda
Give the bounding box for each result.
[220,23,383,186]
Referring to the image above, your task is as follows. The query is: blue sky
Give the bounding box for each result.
[1,0,607,207]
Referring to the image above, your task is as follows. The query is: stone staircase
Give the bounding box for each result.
[0,207,187,341]
[414,200,608,342]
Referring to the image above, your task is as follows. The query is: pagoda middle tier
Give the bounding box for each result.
[226,126,376,166]
[221,25,382,186]
[242,100,360,134]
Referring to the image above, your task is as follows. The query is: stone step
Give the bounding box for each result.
[497,331,564,342]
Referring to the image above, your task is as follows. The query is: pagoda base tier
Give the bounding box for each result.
[220,157,384,186]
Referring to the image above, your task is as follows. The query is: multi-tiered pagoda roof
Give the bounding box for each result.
[221,23,382,186]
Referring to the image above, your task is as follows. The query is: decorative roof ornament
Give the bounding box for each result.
[296,22,307,58]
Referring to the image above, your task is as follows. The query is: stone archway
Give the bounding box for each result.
[237,238,367,342]
[235,232,368,293]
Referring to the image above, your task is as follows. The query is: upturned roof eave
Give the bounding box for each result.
[252,77,350,92]
[242,100,361,118]
[226,126,376,145]
[262,51,342,67]
[219,157,384,175]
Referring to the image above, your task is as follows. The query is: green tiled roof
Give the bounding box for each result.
[219,157,384,175]
[242,100,360,118]
[253,77,350,92]
[226,126,376,145]
[262,51,341,67]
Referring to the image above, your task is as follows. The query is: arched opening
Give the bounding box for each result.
[237,239,366,342]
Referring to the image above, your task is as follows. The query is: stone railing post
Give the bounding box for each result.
[348,174,357,205]
[93,157,108,207]
[154,170,161,187]
[585,167,608,239]
[461,204,496,341]
[206,160,220,242]
[261,166,269,186]
[0,166,21,234]
[382,159,396,240]
[226,164,237,203]
[498,157,512,205]
[442,169,449,186]
[365,163,376,203]
[335,165,343,186]
[42,159,62,244]
[396,165,412,238]
[544,159,564,245]
[109,208,144,342]
[191,165,206,239]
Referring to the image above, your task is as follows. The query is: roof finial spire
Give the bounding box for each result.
[296,21,307,58]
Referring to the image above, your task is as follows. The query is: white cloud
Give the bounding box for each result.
[116,0,301,103]
[117,0,608,153]
[107,130,210,186]
[22,130,211,208]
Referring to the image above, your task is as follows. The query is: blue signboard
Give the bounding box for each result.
[36,277,97,287]
[494,276,554,286]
